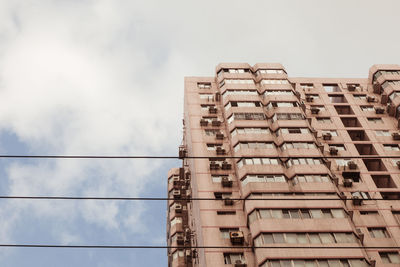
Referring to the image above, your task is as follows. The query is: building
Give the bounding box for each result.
[167,63,400,267]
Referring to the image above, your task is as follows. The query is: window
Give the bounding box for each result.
[214,192,232,199]
[170,217,182,227]
[329,94,347,103]
[272,113,304,122]
[383,80,400,90]
[237,158,280,168]
[255,232,357,245]
[265,101,298,109]
[231,127,269,136]
[217,211,236,215]
[300,83,314,90]
[205,129,219,136]
[220,228,239,239]
[292,174,331,184]
[335,105,354,115]
[199,93,214,100]
[223,253,245,264]
[316,117,332,123]
[380,252,400,264]
[360,106,374,112]
[375,130,391,136]
[329,144,346,151]
[225,101,262,110]
[206,143,223,150]
[224,79,254,84]
[352,191,370,200]
[359,210,378,215]
[234,142,275,152]
[281,142,316,150]
[261,259,369,267]
[241,174,286,186]
[384,144,400,151]
[335,159,352,166]
[227,113,266,123]
[278,128,310,135]
[264,90,294,96]
[197,82,211,89]
[367,118,384,124]
[374,70,400,81]
[172,250,184,260]
[324,84,341,92]
[261,79,289,85]
[211,175,227,183]
[286,158,321,167]
[322,130,338,136]
[222,89,258,98]
[227,68,249,74]
[368,228,390,238]
[353,94,367,100]
[256,69,285,75]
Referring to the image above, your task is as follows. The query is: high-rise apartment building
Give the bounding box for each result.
[167,63,400,267]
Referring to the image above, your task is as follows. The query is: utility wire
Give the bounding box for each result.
[0,196,398,201]
[0,244,398,249]
[1,155,400,159]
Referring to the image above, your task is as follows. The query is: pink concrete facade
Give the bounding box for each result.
[167,63,400,267]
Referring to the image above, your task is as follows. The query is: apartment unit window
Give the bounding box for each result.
[256,69,285,75]
[234,142,274,152]
[368,228,390,238]
[392,159,400,166]
[231,127,269,136]
[329,144,346,151]
[237,158,280,168]
[217,211,236,215]
[272,113,304,122]
[170,217,182,227]
[201,116,218,123]
[241,174,286,186]
[353,94,367,100]
[211,175,228,183]
[227,112,266,123]
[266,101,298,110]
[261,79,289,85]
[223,253,245,264]
[248,192,336,199]
[206,143,223,150]
[220,228,239,238]
[322,130,338,136]
[248,208,346,224]
[360,106,374,112]
[383,80,400,89]
[225,101,262,110]
[368,118,384,124]
[286,158,321,167]
[389,91,400,101]
[335,159,352,166]
[352,191,370,200]
[329,94,347,103]
[205,129,219,136]
[374,70,400,80]
[197,82,211,89]
[254,232,356,246]
[305,94,319,99]
[311,105,326,111]
[281,142,316,150]
[222,89,258,98]
[224,79,254,84]
[199,93,214,100]
[261,259,369,267]
[324,84,341,92]
[359,210,379,215]
[380,252,400,264]
[316,117,332,123]
[277,128,310,135]
[264,90,294,96]
[384,144,400,151]
[375,130,391,136]
[214,192,232,199]
[201,104,215,111]
[300,83,313,90]
[292,174,330,184]
[172,250,184,260]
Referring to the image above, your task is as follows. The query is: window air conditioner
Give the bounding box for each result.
[229,231,244,245]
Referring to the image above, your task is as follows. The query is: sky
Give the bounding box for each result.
[0,0,399,266]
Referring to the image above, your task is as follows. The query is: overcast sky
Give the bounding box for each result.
[0,0,399,266]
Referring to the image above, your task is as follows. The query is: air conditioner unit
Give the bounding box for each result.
[375,107,384,114]
[343,179,353,187]
[224,197,234,206]
[367,96,376,103]
[323,132,332,140]
[179,147,187,159]
[175,204,182,213]
[172,190,181,199]
[392,132,400,140]
[221,161,232,170]
[329,147,338,155]
[311,107,320,114]
[185,249,192,263]
[230,231,244,245]
[352,196,362,206]
[216,132,224,140]
[347,161,357,170]
[305,96,314,102]
[210,161,220,170]
[221,177,233,187]
[234,260,247,267]
[200,119,208,126]
[216,147,226,155]
[348,84,356,91]
[212,119,221,127]
[208,106,217,114]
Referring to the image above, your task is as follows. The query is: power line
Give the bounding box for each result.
[0,196,398,201]
[0,244,398,249]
